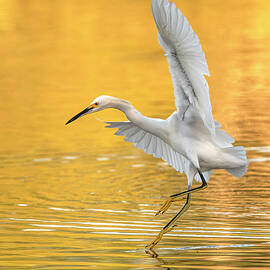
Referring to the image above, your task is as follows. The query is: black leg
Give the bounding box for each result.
[146,170,208,250]
[146,193,191,250]
[155,170,207,216]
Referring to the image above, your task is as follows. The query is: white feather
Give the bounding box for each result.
[66,1,249,248]
[151,0,215,135]
[106,121,212,183]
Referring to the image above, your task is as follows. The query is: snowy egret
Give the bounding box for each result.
[66,0,248,252]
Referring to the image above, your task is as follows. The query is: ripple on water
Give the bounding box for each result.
[62,156,78,160]
[245,146,270,153]
[132,164,145,168]
[32,158,52,162]
[248,158,270,163]
[96,157,110,161]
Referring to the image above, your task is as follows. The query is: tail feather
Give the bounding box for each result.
[223,146,248,178]
[214,120,235,147]
[226,166,247,178]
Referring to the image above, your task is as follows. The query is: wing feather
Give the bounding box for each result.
[151,0,215,135]
[134,130,146,143]
[106,121,212,182]
[156,137,163,157]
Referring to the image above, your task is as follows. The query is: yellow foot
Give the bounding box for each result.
[145,247,159,258]
[155,198,173,216]
[145,242,155,250]
[145,241,157,251]
[145,234,162,251]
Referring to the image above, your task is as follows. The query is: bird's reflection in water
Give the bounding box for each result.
[145,249,171,270]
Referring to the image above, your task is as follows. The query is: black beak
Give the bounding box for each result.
[65,107,92,125]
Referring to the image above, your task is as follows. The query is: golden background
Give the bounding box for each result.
[0,0,270,269]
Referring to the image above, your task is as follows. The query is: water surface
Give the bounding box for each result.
[0,0,270,269]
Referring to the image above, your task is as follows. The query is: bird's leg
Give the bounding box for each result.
[146,171,207,250]
[146,193,191,250]
[155,171,207,216]
[145,247,159,258]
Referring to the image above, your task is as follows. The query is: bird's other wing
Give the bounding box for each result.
[105,121,212,182]
[151,0,215,135]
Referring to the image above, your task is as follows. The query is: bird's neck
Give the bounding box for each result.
[109,97,168,141]
[109,98,131,111]
[109,97,140,121]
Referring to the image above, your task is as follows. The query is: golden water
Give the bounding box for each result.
[1,0,270,269]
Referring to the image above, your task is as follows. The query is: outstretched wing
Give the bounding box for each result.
[105,121,212,182]
[151,0,215,135]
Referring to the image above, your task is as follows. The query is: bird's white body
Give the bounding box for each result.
[66,0,248,251]
[103,97,247,187]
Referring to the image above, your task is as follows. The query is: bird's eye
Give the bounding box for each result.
[94,102,98,106]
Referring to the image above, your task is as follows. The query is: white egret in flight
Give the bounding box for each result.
[66,0,248,252]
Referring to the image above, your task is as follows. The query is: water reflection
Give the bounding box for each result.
[0,0,270,269]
